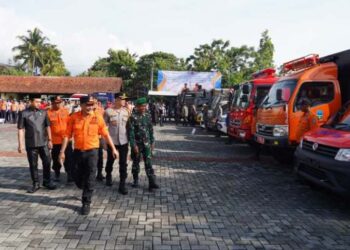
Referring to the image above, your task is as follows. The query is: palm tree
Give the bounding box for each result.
[12,28,49,73]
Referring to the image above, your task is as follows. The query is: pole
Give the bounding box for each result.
[150,61,154,91]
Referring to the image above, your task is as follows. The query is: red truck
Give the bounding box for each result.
[294,50,350,193]
[228,68,278,142]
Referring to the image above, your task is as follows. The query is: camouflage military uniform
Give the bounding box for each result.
[128,112,155,180]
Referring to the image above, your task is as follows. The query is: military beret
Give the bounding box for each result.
[135,97,147,105]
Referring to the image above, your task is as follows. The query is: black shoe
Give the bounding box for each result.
[148,175,159,191]
[43,182,57,190]
[118,180,128,195]
[81,204,90,215]
[66,175,74,184]
[106,175,112,186]
[27,183,40,193]
[131,179,139,188]
[54,172,60,182]
[96,174,105,182]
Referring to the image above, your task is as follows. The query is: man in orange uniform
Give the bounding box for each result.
[59,95,119,215]
[47,96,74,182]
[0,100,6,120]
[295,99,319,143]
[11,100,18,124]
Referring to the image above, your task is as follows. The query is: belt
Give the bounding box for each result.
[74,148,98,153]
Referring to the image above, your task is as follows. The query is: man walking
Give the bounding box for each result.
[47,96,74,183]
[17,95,57,193]
[104,93,130,194]
[128,97,159,191]
[59,95,118,215]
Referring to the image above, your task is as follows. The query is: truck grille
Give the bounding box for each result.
[257,124,274,136]
[302,140,339,158]
[230,119,241,127]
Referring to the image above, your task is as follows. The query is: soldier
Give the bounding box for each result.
[128,97,159,191]
[59,95,118,215]
[104,93,130,194]
[17,94,57,193]
[47,96,74,183]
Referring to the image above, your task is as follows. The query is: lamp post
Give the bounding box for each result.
[150,61,154,91]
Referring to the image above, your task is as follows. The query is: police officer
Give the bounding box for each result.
[59,95,118,215]
[128,97,159,191]
[104,93,130,194]
[17,94,57,193]
[47,96,74,183]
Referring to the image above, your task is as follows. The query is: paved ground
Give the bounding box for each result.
[1,123,350,250]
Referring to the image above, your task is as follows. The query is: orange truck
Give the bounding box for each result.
[255,50,350,162]
[228,68,278,142]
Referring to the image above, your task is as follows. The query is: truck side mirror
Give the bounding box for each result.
[242,85,250,95]
[276,89,283,101]
[241,94,248,103]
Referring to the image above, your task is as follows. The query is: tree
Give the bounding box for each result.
[12,28,49,73]
[135,52,185,91]
[12,27,69,76]
[255,30,274,70]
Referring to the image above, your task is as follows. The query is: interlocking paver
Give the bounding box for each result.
[1,124,350,249]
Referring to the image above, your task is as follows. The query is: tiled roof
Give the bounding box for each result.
[0,75,122,94]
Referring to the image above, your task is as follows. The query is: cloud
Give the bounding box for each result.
[0,6,154,75]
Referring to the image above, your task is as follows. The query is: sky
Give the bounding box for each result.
[0,0,349,75]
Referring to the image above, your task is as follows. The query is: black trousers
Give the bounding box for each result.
[26,146,52,184]
[51,142,73,178]
[0,110,5,119]
[11,112,17,124]
[105,143,129,180]
[73,149,98,205]
[97,138,104,175]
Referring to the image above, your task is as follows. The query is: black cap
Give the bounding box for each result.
[80,95,94,105]
[50,96,63,103]
[114,92,128,100]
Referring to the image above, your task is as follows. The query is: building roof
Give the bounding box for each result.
[0,75,122,94]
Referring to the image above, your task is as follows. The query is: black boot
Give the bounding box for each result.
[43,181,57,190]
[106,174,112,186]
[118,179,128,195]
[27,182,40,193]
[81,204,90,215]
[96,172,105,182]
[54,171,60,182]
[131,175,139,188]
[148,175,159,191]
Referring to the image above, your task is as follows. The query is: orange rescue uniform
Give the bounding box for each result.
[65,111,109,150]
[48,107,70,145]
[295,111,319,142]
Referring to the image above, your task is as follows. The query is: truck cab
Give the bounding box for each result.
[255,53,346,160]
[228,68,278,141]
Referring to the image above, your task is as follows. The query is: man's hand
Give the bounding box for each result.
[48,140,53,150]
[18,145,24,153]
[112,148,119,159]
[59,152,65,165]
[133,145,139,155]
[151,144,155,152]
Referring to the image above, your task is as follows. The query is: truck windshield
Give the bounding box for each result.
[231,88,241,108]
[330,110,350,131]
[262,79,297,108]
[237,83,252,109]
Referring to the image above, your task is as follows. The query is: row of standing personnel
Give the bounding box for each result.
[17,93,159,215]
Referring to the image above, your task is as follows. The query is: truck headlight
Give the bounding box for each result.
[273,125,288,137]
[335,149,350,162]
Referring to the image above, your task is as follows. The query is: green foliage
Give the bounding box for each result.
[12,27,70,76]
[254,30,275,70]
[0,65,30,76]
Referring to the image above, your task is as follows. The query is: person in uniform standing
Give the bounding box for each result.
[128,97,159,191]
[59,95,118,215]
[104,93,130,194]
[47,96,74,183]
[94,98,106,181]
[17,95,57,193]
[295,99,319,143]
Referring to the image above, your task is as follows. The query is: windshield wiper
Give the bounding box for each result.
[334,123,350,128]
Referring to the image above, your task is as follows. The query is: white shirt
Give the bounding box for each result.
[104,107,129,145]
